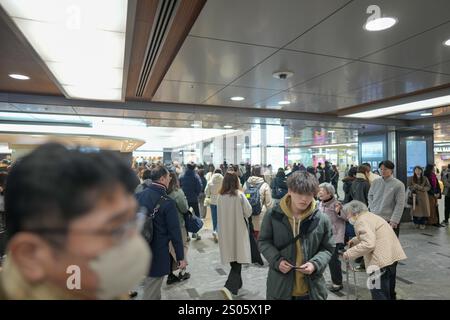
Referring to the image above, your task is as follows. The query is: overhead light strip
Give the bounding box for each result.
[342,95,450,118]
[0,0,128,101]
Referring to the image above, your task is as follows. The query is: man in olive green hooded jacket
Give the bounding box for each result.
[259,171,335,300]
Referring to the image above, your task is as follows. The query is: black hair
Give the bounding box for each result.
[187,162,196,170]
[5,143,139,244]
[251,165,263,178]
[362,162,371,169]
[214,169,222,175]
[150,165,169,182]
[142,169,152,181]
[379,160,395,170]
[276,168,285,178]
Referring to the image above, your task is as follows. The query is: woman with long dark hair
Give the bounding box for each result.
[407,166,431,229]
[424,164,445,227]
[217,171,252,300]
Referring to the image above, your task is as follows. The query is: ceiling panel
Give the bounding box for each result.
[163,36,277,85]
[423,60,450,75]
[232,49,350,90]
[0,102,20,112]
[0,16,62,95]
[204,86,279,106]
[189,0,349,48]
[289,61,410,96]
[362,22,450,69]
[344,71,450,107]
[153,80,224,104]
[73,107,125,117]
[286,0,450,59]
[145,111,195,121]
[13,103,76,114]
[122,110,148,118]
[259,91,358,113]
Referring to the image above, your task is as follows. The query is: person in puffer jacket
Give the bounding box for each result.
[243,165,273,240]
[205,169,224,242]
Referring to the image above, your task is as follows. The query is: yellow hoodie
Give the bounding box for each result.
[280,195,316,297]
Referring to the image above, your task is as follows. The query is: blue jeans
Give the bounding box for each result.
[210,204,218,232]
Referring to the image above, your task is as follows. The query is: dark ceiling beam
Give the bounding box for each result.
[0,92,409,127]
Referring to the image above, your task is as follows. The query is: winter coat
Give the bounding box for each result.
[168,188,189,227]
[205,173,224,205]
[134,179,152,194]
[217,191,253,264]
[350,174,370,205]
[342,177,354,204]
[200,176,207,193]
[136,183,184,277]
[243,176,274,231]
[318,197,346,244]
[258,201,335,300]
[443,171,450,197]
[179,169,203,203]
[346,212,407,269]
[407,176,431,218]
[271,176,288,199]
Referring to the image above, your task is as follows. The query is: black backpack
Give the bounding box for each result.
[244,183,263,216]
[141,194,167,244]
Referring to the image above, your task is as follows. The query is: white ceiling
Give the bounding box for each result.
[153,0,450,114]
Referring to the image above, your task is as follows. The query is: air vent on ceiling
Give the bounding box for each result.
[136,0,179,97]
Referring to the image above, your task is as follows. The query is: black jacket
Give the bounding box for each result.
[350,178,370,205]
[136,182,184,277]
[342,177,354,204]
[271,176,288,199]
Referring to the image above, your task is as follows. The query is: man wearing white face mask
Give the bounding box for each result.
[0,143,151,300]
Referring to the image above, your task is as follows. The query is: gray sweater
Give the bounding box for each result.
[368,175,406,224]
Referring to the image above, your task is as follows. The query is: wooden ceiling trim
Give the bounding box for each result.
[125,0,159,99]
[143,0,206,99]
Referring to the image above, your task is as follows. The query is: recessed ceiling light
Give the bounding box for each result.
[278,101,291,105]
[364,17,397,31]
[231,96,245,101]
[420,112,433,116]
[224,125,233,129]
[9,73,30,80]
[444,39,450,46]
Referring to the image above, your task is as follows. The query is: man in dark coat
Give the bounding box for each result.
[180,162,203,239]
[137,166,186,300]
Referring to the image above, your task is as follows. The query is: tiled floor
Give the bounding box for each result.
[135,205,450,300]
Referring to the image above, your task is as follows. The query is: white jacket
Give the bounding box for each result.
[205,173,224,205]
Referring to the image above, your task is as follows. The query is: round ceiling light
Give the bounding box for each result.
[9,73,30,80]
[230,96,245,101]
[444,38,450,46]
[364,17,397,31]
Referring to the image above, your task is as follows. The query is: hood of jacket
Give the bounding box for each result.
[210,173,223,185]
[355,173,367,180]
[246,176,265,186]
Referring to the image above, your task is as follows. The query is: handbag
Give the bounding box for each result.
[184,211,204,233]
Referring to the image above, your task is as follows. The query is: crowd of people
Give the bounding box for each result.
[0,144,448,300]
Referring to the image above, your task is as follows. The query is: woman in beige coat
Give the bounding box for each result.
[217,171,252,300]
[407,166,431,230]
[205,169,224,242]
[243,165,273,239]
[342,201,407,300]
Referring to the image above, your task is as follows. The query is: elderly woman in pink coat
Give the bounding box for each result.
[318,183,346,293]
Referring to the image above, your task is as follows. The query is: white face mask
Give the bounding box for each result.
[89,235,151,300]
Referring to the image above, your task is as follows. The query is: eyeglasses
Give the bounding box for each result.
[24,207,148,244]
